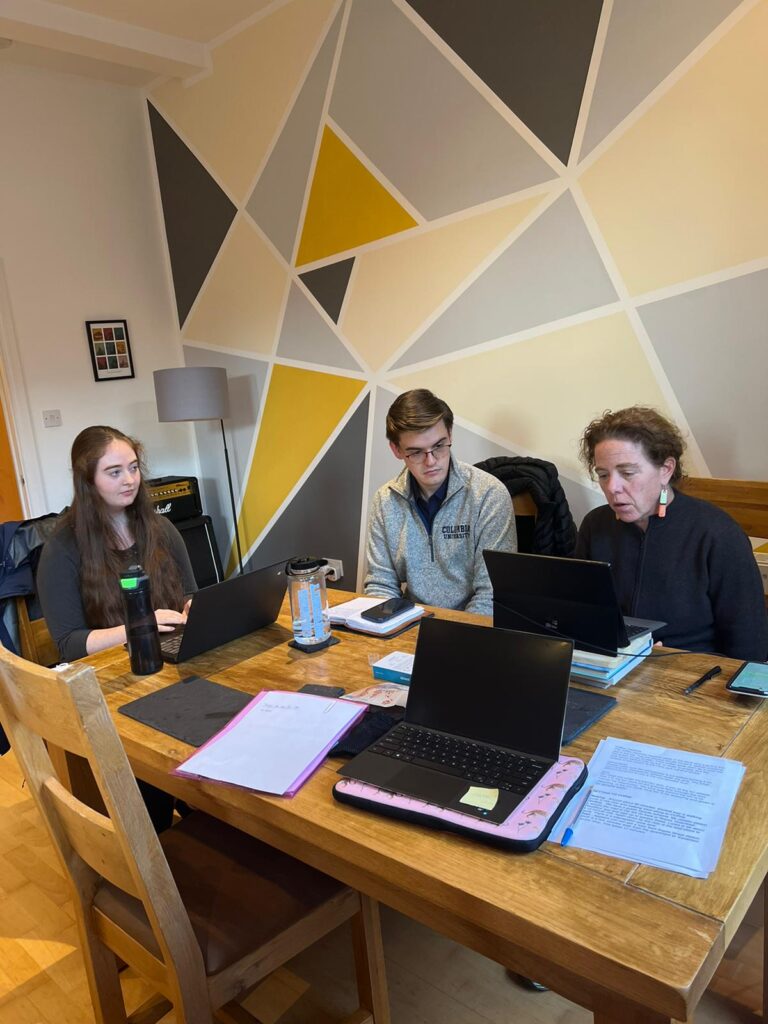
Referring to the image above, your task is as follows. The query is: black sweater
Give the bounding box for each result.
[37,517,197,662]
[575,490,768,662]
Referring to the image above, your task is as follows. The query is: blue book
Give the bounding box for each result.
[371,651,414,685]
[570,640,651,688]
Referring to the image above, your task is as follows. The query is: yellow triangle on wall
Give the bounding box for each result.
[231,365,365,572]
[297,126,417,266]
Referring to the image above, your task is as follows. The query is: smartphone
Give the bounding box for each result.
[299,684,345,698]
[725,661,768,697]
[360,597,415,623]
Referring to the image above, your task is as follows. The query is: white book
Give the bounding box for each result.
[571,630,652,671]
[329,597,424,635]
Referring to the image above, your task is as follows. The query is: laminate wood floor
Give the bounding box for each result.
[0,748,762,1024]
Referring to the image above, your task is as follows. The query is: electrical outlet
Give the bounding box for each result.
[42,409,62,428]
[325,558,343,581]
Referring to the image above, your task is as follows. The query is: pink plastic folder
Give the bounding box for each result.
[174,690,366,796]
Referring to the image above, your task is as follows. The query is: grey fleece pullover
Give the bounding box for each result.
[363,457,516,616]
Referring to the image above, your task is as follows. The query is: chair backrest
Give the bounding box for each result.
[511,492,537,554]
[679,478,768,537]
[14,595,60,666]
[0,643,208,1012]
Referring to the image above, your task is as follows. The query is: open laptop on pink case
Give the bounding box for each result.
[336,617,579,827]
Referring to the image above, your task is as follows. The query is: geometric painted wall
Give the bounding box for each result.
[148,0,768,583]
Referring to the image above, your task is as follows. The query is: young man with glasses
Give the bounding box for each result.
[364,389,516,615]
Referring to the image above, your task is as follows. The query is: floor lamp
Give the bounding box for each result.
[153,366,244,575]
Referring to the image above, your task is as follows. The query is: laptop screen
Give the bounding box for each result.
[405,617,572,763]
[483,550,627,655]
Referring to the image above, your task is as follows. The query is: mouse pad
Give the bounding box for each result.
[119,676,252,747]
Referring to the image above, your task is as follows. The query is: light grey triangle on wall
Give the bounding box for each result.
[330,0,554,219]
[392,191,617,369]
[580,0,741,159]
[638,269,768,480]
[277,282,361,371]
[246,7,343,261]
[182,346,269,564]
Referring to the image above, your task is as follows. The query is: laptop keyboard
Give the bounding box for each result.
[369,723,548,794]
[159,629,184,657]
[624,622,646,640]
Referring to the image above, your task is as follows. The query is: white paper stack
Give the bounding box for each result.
[548,737,745,877]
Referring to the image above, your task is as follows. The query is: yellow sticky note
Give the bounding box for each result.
[460,786,499,811]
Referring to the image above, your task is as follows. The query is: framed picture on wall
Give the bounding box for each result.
[85,319,135,382]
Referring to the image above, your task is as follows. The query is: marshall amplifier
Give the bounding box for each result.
[146,476,202,523]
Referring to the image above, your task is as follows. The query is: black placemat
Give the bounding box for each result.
[563,687,617,745]
[118,675,252,747]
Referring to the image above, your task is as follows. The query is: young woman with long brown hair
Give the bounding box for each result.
[38,425,197,662]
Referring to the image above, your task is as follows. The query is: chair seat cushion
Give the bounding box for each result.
[94,811,348,975]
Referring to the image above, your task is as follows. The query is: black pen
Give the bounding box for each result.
[682,665,722,696]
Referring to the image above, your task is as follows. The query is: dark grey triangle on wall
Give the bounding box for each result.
[298,258,355,323]
[245,395,369,591]
[406,0,603,165]
[147,103,237,326]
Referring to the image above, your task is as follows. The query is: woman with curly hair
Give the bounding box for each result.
[576,406,766,661]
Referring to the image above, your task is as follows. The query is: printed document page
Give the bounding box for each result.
[175,691,365,795]
[549,737,744,877]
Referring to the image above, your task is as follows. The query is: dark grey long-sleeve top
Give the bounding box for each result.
[37,517,197,662]
[575,490,768,662]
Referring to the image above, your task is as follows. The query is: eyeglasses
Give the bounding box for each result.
[402,442,452,465]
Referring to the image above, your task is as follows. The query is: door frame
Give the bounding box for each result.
[0,258,46,517]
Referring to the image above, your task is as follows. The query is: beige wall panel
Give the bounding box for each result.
[392,313,673,480]
[341,196,545,371]
[150,0,337,200]
[580,0,768,295]
[182,215,288,355]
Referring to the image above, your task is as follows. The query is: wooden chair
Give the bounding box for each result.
[680,477,768,609]
[14,594,60,666]
[0,644,389,1024]
[678,477,768,537]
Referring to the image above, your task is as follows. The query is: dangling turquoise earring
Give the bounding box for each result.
[658,485,669,519]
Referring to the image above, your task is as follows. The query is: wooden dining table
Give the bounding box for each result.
[77,595,768,1024]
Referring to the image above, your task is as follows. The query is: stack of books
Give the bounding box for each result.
[570,631,652,688]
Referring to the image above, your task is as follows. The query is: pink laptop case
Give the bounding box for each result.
[334,754,587,851]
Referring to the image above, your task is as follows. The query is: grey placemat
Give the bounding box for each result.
[118,675,252,747]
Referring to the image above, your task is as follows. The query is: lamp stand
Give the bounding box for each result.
[220,419,244,575]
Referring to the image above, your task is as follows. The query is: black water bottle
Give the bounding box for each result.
[120,564,162,675]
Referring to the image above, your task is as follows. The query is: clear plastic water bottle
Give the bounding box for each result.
[285,557,332,647]
[120,564,163,675]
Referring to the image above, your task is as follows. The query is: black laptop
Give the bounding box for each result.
[160,560,287,663]
[337,617,573,825]
[483,550,664,656]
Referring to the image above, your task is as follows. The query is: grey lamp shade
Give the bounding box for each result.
[154,366,230,422]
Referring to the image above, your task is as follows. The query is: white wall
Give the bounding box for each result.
[0,62,196,515]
